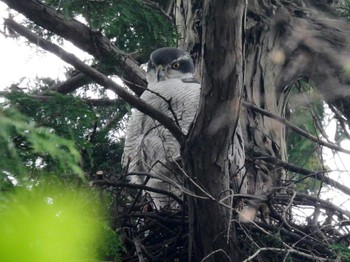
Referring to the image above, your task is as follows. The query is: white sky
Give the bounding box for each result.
[0,2,120,98]
[0,1,70,86]
[0,37,69,86]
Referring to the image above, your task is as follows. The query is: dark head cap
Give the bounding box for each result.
[148,47,194,73]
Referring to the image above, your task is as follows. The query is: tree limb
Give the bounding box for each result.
[276,192,350,219]
[255,154,350,197]
[1,0,147,95]
[52,73,91,94]
[0,90,125,107]
[92,179,183,205]
[3,18,184,143]
[243,101,350,155]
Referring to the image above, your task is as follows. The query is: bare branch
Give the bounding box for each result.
[242,246,334,262]
[85,98,125,107]
[92,179,183,205]
[328,103,350,140]
[133,237,146,262]
[200,249,231,262]
[256,154,350,197]
[3,18,185,143]
[243,101,350,155]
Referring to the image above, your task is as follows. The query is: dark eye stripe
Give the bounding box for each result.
[147,61,155,72]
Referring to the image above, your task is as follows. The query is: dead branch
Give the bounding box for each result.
[275,192,350,219]
[132,237,145,262]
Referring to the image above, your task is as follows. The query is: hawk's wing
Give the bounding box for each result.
[122,78,200,184]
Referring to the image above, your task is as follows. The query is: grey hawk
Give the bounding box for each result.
[122,47,200,209]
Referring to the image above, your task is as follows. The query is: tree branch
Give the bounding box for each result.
[1,0,147,95]
[255,154,350,197]
[276,192,350,219]
[85,98,125,107]
[243,101,350,155]
[53,73,91,94]
[0,90,125,107]
[92,179,183,205]
[3,18,184,143]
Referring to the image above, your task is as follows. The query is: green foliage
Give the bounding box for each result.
[331,244,350,261]
[4,90,127,176]
[43,0,178,57]
[98,223,125,260]
[0,106,82,184]
[0,90,125,260]
[0,180,123,262]
[287,82,324,193]
[1,0,178,260]
[7,91,96,152]
[338,0,350,20]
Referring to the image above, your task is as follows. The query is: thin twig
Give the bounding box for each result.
[255,154,350,197]
[92,179,183,205]
[200,249,231,262]
[243,101,350,155]
[242,246,334,262]
[133,237,145,262]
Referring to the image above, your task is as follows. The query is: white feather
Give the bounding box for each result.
[122,78,200,208]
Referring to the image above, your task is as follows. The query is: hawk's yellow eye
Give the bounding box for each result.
[172,62,180,69]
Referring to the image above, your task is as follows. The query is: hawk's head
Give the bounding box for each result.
[145,47,195,83]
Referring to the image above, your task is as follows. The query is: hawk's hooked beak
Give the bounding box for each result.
[156,66,166,82]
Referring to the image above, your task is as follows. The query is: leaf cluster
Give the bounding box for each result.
[331,243,350,261]
[4,89,128,178]
[0,104,82,186]
[338,0,350,20]
[0,88,127,259]
[43,0,178,58]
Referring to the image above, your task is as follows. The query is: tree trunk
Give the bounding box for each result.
[176,0,246,261]
[174,0,332,260]
[175,0,350,260]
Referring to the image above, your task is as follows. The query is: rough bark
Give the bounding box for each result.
[241,1,350,206]
[175,0,350,261]
[178,0,246,261]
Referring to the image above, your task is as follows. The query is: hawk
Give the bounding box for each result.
[122,47,200,209]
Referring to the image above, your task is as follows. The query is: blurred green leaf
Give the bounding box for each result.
[0,181,122,262]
